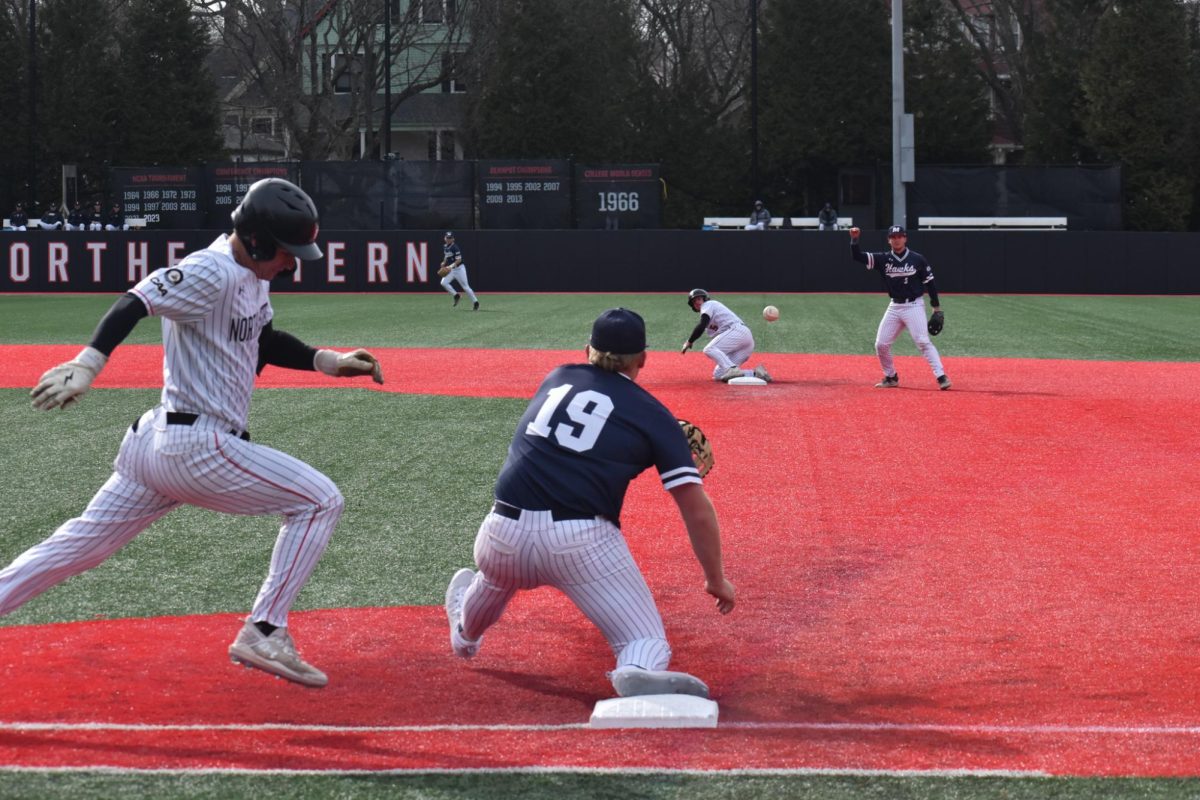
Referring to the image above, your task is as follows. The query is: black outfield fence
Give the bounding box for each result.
[0,229,1196,294]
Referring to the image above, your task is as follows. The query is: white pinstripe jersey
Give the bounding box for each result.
[697,299,745,338]
[128,235,273,432]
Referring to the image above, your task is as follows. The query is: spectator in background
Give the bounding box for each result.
[39,202,64,231]
[88,201,104,231]
[104,202,128,231]
[66,201,87,231]
[745,199,771,231]
[818,201,840,231]
[8,202,28,230]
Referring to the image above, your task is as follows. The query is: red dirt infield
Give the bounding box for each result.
[0,346,1198,776]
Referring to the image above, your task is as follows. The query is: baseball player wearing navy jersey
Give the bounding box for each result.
[439,231,479,310]
[444,308,736,699]
[850,225,951,390]
[2,179,384,688]
[681,289,772,383]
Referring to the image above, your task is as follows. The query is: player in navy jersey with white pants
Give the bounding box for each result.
[850,225,951,390]
[439,231,479,310]
[444,308,736,698]
[1,179,384,688]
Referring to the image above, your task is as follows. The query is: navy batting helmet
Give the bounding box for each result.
[232,178,322,261]
[687,288,709,310]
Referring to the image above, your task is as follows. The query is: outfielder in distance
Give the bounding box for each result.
[681,288,772,383]
[1,178,384,688]
[849,225,951,390]
[438,231,479,310]
[444,308,736,699]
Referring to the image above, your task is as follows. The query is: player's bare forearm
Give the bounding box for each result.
[670,483,735,613]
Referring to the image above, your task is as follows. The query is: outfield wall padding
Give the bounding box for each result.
[1,230,1196,294]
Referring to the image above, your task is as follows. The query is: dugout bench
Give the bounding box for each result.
[702,216,853,230]
[917,216,1068,231]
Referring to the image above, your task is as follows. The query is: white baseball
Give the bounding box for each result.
[763,305,779,322]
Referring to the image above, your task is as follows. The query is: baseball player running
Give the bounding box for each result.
[2,178,384,688]
[681,288,772,382]
[439,231,479,310]
[444,308,736,698]
[849,225,951,390]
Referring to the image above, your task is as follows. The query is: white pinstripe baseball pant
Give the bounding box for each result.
[703,323,755,379]
[0,407,343,627]
[875,299,946,378]
[461,508,671,671]
[440,265,477,303]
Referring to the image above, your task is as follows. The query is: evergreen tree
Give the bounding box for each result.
[1022,0,1107,164]
[905,0,991,164]
[37,0,123,202]
[115,0,223,165]
[0,4,27,210]
[757,0,890,213]
[1081,0,1195,230]
[464,0,642,161]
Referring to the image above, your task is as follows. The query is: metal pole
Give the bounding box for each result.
[383,0,392,157]
[27,0,37,207]
[891,0,906,227]
[750,0,759,200]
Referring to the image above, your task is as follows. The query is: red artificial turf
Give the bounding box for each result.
[0,345,1197,775]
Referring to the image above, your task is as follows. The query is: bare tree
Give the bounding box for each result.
[190,0,469,160]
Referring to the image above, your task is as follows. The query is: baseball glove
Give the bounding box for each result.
[678,419,714,478]
[437,263,452,277]
[928,309,945,336]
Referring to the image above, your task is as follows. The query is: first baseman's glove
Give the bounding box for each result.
[30,346,108,411]
[927,309,945,336]
[315,349,385,384]
[678,419,714,478]
[437,264,452,277]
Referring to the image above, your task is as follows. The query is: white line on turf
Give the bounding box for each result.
[0,765,1052,777]
[0,721,1198,735]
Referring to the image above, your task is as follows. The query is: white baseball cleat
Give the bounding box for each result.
[445,568,482,658]
[228,618,327,688]
[753,365,773,383]
[716,366,742,382]
[610,666,710,699]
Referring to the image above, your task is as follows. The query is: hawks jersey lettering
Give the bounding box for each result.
[443,241,463,266]
[697,299,746,338]
[851,244,935,303]
[493,364,701,523]
[128,235,272,432]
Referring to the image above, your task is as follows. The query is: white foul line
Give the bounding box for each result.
[0,720,1198,735]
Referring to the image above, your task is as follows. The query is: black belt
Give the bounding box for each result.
[492,500,594,522]
[891,296,921,304]
[132,412,250,441]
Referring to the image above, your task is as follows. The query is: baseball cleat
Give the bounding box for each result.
[753,365,773,383]
[445,568,481,658]
[717,366,742,382]
[610,667,709,699]
[472,301,480,311]
[453,293,461,307]
[938,374,952,390]
[875,374,899,388]
[228,618,327,688]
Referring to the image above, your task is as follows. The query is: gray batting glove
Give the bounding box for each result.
[31,346,108,411]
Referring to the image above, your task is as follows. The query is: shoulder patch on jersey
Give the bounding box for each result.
[165,268,184,285]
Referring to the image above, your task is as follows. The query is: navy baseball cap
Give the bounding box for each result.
[887,225,907,236]
[444,231,455,238]
[590,308,646,355]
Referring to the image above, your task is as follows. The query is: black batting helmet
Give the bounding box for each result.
[232,178,322,261]
[687,288,709,310]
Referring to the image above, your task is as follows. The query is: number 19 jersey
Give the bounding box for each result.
[493,364,701,525]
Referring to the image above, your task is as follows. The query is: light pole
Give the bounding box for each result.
[750,0,759,200]
[891,0,913,228]
[27,0,37,207]
[383,0,392,157]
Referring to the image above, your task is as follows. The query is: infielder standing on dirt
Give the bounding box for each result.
[444,308,735,699]
[850,225,951,390]
[681,288,772,383]
[0,178,384,688]
[438,231,479,310]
